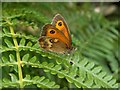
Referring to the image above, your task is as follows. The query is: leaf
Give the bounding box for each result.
[9,54,16,62]
[38,76,45,82]
[23,75,32,86]
[53,85,60,88]
[92,66,102,74]
[97,71,106,79]
[104,75,113,82]
[74,80,82,88]
[2,56,9,63]
[47,63,54,68]
[69,65,77,77]
[9,73,18,82]
[4,39,14,48]
[51,71,57,75]
[58,70,67,78]
[3,78,10,83]
[44,63,54,72]
[32,76,40,81]
[108,79,116,85]
[32,43,39,48]
[48,81,55,87]
[29,56,36,63]
[2,28,9,34]
[22,54,29,62]
[79,58,88,67]
[54,65,61,71]
[66,77,73,83]
[42,62,48,66]
[32,76,45,84]
[26,41,32,47]
[86,62,95,70]
[19,38,26,46]
[41,79,49,85]
[56,59,62,64]
[78,67,86,82]
[24,75,31,80]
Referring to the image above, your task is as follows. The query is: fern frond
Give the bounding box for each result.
[2,44,118,88]
[23,75,60,88]
[2,74,59,88]
[2,74,19,88]
[64,11,119,74]
[21,52,118,88]
[2,26,118,88]
[2,3,119,89]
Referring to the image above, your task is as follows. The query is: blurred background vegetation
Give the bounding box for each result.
[1,2,119,88]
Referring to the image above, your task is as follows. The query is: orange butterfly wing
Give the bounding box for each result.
[41,24,69,48]
[38,14,73,54]
[51,14,72,48]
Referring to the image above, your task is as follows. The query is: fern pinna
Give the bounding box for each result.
[1,3,119,89]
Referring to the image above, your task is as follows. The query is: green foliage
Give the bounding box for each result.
[1,2,119,89]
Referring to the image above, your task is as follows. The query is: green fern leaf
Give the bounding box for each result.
[19,38,26,46]
[4,39,14,48]
[9,54,16,63]
[22,54,29,62]
[9,73,18,82]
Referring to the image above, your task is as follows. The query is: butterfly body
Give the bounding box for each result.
[39,14,73,54]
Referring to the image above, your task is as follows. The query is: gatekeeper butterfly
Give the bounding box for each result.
[38,14,73,54]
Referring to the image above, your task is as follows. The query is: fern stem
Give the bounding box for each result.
[7,20,23,88]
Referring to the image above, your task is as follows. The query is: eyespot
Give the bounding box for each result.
[49,39,53,43]
[50,30,55,34]
[58,22,62,26]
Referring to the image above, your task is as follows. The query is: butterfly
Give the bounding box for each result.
[38,14,73,54]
